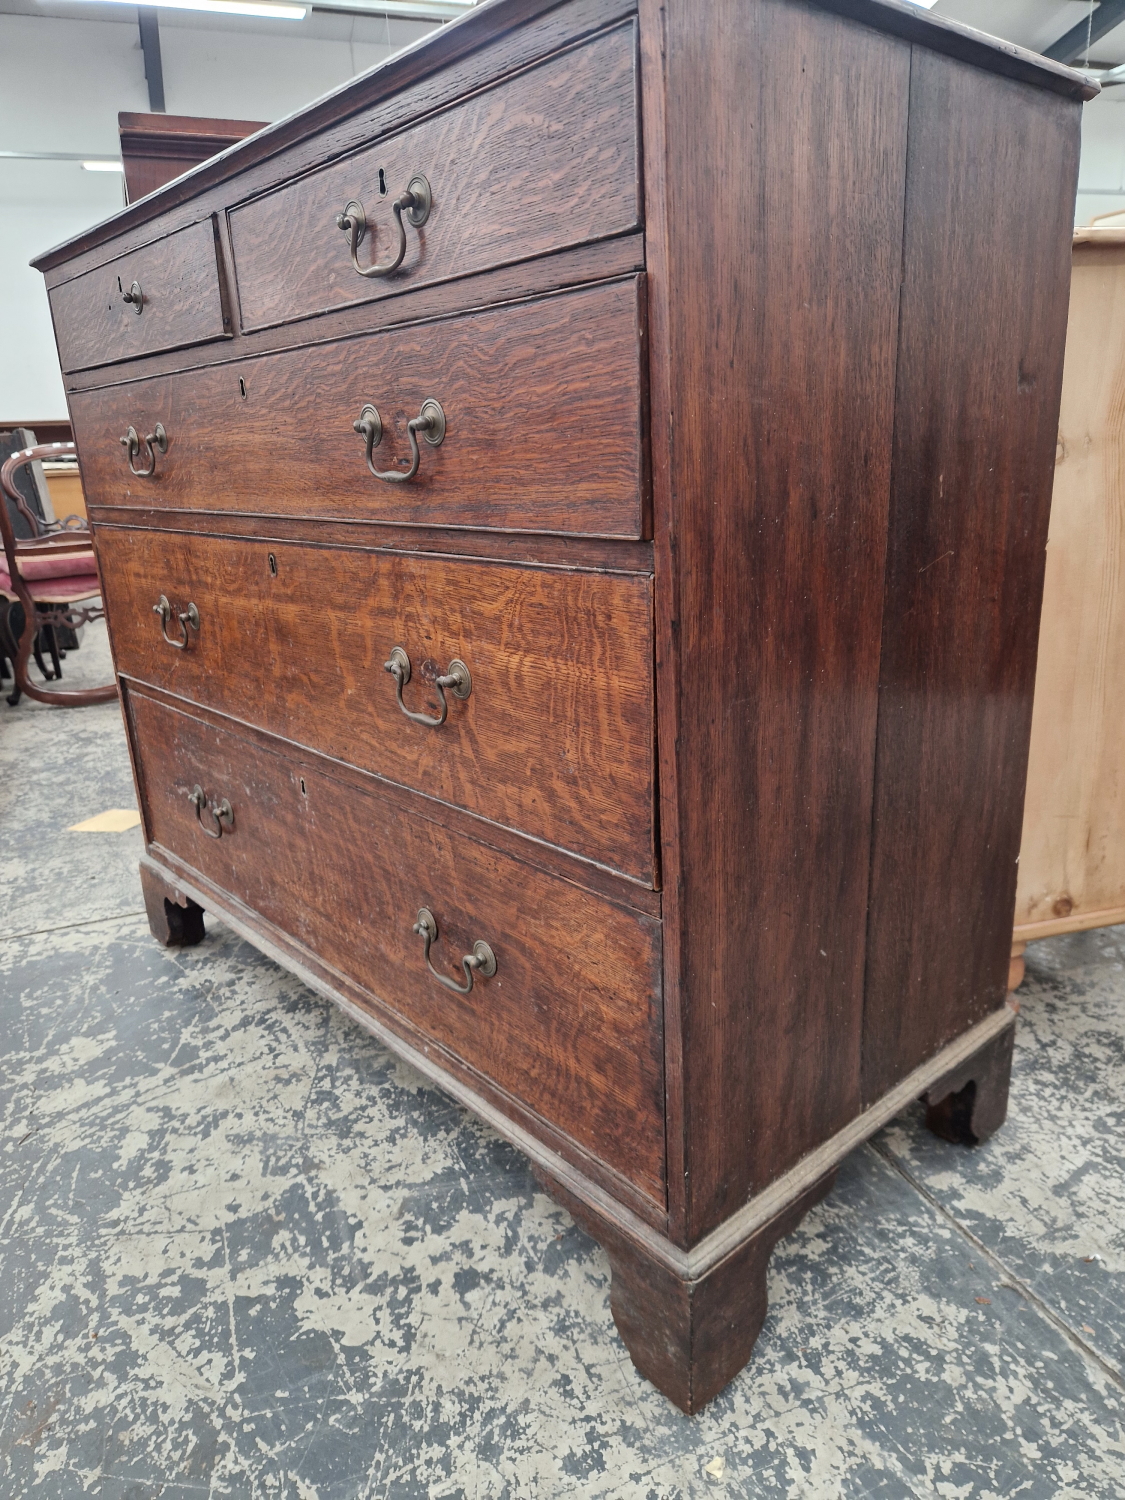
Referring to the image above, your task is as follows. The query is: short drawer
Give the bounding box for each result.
[128,689,666,1204]
[71,277,647,538]
[97,527,657,884]
[49,220,229,373]
[228,22,639,332]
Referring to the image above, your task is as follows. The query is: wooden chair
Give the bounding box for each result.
[0,442,116,706]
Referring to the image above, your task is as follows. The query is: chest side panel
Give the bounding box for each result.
[862,54,1081,1101]
[651,0,911,1238]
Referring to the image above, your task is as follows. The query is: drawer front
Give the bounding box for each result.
[71,278,646,538]
[228,22,639,333]
[50,220,229,373]
[128,689,666,1203]
[98,528,657,883]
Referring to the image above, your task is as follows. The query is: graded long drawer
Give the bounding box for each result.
[127,688,666,1204]
[98,527,657,883]
[227,22,639,332]
[50,220,229,373]
[71,277,647,538]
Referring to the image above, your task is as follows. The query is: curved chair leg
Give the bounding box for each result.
[8,591,116,707]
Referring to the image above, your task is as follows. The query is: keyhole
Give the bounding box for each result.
[268,553,277,577]
[238,376,246,399]
[378,167,387,196]
[117,276,123,292]
[299,777,307,797]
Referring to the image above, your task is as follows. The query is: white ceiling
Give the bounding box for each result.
[932,0,1125,67]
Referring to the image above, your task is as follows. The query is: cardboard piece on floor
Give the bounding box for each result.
[69,809,142,832]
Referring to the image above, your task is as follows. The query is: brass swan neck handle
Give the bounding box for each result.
[335,174,431,278]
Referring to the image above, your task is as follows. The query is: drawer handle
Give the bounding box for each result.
[188,785,233,839]
[353,399,445,484]
[122,279,143,314]
[120,423,168,478]
[153,594,200,650]
[384,645,470,728]
[412,907,497,996]
[335,175,431,278]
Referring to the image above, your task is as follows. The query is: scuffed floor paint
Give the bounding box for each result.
[1,625,1123,1498]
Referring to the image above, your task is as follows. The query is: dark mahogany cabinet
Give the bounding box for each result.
[35,0,1093,1411]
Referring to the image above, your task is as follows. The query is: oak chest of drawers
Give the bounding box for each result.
[36,0,1092,1411]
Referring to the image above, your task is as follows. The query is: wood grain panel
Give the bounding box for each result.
[127,688,666,1203]
[70,278,647,538]
[96,527,657,883]
[861,53,1081,1101]
[1013,243,1125,941]
[49,220,228,373]
[64,234,645,395]
[86,508,654,575]
[228,22,639,332]
[648,0,910,1242]
[126,678,663,917]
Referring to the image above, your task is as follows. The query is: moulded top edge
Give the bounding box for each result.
[30,0,1096,276]
[814,0,1098,103]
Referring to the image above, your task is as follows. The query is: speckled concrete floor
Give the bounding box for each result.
[2,624,1123,1499]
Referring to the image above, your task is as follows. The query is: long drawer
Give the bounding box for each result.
[71,277,647,539]
[127,688,666,1203]
[50,220,230,373]
[227,22,639,333]
[98,527,657,883]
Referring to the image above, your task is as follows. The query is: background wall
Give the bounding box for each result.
[0,5,437,423]
[1074,93,1125,228]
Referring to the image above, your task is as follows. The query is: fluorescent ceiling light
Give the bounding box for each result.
[903,0,939,8]
[327,0,474,12]
[82,159,125,171]
[58,0,307,17]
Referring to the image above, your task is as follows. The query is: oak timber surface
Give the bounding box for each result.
[97,527,658,883]
[127,689,667,1204]
[50,220,229,373]
[69,278,648,539]
[63,236,646,396]
[228,21,640,332]
[1014,242,1125,940]
[650,0,910,1240]
[862,55,1078,1101]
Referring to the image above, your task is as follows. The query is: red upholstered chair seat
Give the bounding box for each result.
[0,566,101,603]
[13,549,97,580]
